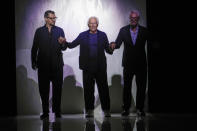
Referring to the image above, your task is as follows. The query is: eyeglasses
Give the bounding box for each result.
[47,17,57,20]
[129,17,139,21]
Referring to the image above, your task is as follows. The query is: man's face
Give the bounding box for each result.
[129,13,139,27]
[45,13,57,26]
[88,18,98,33]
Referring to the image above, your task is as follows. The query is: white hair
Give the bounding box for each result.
[87,16,99,25]
[130,10,140,17]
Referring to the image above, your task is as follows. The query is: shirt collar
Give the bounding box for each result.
[44,24,55,29]
[130,25,139,33]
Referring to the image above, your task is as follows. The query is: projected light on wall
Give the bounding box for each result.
[15,0,147,118]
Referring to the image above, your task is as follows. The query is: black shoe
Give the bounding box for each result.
[40,113,49,120]
[55,113,61,118]
[104,110,111,117]
[137,110,145,117]
[121,110,130,116]
[85,110,94,118]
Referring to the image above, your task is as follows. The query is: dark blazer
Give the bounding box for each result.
[115,25,152,70]
[31,25,67,72]
[67,30,112,71]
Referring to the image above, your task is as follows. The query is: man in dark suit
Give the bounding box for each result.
[110,10,154,117]
[62,16,113,118]
[31,10,67,120]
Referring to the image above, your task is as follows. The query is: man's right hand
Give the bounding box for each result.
[32,63,37,70]
[110,42,116,50]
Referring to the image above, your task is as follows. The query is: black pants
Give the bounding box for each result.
[83,70,110,111]
[123,67,147,111]
[38,68,63,114]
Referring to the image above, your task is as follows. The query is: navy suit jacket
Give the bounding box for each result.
[67,30,112,71]
[31,25,67,72]
[115,25,153,70]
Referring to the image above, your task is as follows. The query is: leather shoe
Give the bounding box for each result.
[55,113,61,118]
[121,110,130,116]
[85,110,94,118]
[137,110,145,117]
[104,110,111,117]
[40,113,49,120]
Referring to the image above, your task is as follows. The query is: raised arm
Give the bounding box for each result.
[66,33,82,49]
[59,28,67,51]
[114,28,124,49]
[110,28,124,50]
[104,33,113,55]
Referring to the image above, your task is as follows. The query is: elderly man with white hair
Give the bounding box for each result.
[59,16,113,118]
[110,10,154,117]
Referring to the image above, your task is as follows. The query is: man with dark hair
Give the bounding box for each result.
[31,10,67,120]
[44,10,55,18]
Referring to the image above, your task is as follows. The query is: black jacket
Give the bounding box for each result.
[115,25,153,70]
[67,30,112,72]
[31,25,67,72]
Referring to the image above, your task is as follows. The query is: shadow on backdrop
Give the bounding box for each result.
[61,65,84,114]
[109,75,136,113]
[16,65,41,115]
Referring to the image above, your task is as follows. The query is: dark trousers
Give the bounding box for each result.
[123,67,147,111]
[38,68,63,114]
[83,70,110,111]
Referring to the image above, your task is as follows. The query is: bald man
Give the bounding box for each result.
[61,17,113,118]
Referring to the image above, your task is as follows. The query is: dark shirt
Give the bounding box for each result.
[115,25,153,69]
[66,30,113,72]
[89,33,98,58]
[130,26,139,45]
[88,33,98,71]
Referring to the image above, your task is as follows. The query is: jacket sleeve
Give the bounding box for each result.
[104,33,113,55]
[31,29,39,69]
[115,28,124,49]
[67,33,81,49]
[60,28,67,51]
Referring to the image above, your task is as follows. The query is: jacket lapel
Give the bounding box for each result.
[85,31,89,44]
[126,26,134,46]
[135,26,141,45]
[97,30,101,47]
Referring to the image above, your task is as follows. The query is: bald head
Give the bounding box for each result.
[88,16,99,34]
